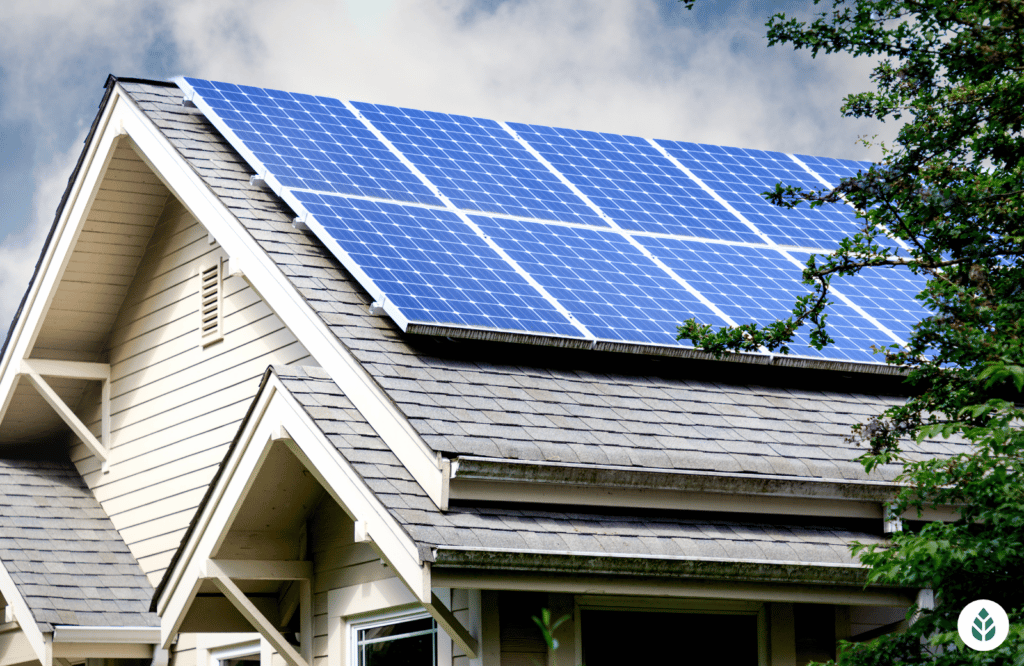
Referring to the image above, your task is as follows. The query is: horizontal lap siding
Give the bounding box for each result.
[73,198,312,585]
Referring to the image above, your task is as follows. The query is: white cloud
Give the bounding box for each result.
[0,0,896,334]
[0,130,85,332]
[165,0,891,158]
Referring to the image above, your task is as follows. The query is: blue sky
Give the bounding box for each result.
[0,0,893,333]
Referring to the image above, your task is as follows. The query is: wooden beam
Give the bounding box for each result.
[426,593,478,660]
[207,559,312,581]
[19,362,106,462]
[299,579,312,666]
[21,359,110,381]
[205,562,309,666]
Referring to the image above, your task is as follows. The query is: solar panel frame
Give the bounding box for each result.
[350,101,609,226]
[636,237,900,363]
[472,215,731,347]
[510,123,765,243]
[181,78,443,206]
[656,140,865,248]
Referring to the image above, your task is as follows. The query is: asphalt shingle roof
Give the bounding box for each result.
[0,455,159,631]
[274,364,887,582]
[120,79,964,486]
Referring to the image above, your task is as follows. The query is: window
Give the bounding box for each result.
[351,611,437,666]
[200,258,224,346]
[582,609,758,665]
[576,597,765,666]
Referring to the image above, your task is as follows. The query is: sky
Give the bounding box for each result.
[0,0,895,335]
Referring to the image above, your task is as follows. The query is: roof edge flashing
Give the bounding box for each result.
[449,456,898,502]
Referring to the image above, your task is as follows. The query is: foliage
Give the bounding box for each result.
[679,0,1024,663]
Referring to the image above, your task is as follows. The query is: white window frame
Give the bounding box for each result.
[200,635,264,666]
[349,608,437,666]
[574,596,768,666]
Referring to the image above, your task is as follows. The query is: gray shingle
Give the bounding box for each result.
[0,457,159,632]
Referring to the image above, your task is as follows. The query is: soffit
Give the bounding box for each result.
[31,140,169,362]
[0,140,169,445]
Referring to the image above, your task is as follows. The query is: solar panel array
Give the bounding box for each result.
[181,77,928,364]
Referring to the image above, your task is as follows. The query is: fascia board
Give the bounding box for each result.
[52,626,161,644]
[0,86,124,430]
[157,375,428,643]
[112,86,444,508]
[269,379,428,601]
[0,559,49,663]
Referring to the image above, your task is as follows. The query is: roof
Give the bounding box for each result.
[119,79,964,487]
[275,364,887,585]
[0,452,158,631]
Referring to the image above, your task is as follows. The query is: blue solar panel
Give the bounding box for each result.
[815,261,929,344]
[656,141,863,248]
[291,191,582,336]
[637,238,898,363]
[182,78,441,205]
[471,216,729,346]
[182,76,928,364]
[349,102,606,226]
[510,123,764,243]
[796,154,871,185]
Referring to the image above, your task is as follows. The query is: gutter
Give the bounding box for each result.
[431,546,878,587]
[52,626,161,644]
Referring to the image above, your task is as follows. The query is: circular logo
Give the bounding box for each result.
[958,600,1009,651]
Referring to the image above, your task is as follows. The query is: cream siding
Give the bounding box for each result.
[73,197,312,584]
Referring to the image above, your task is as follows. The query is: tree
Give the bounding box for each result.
[678,1,1024,663]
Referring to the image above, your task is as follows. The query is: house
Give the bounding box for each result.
[0,75,957,666]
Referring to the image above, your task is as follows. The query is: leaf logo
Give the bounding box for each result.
[959,600,1009,651]
[971,608,996,642]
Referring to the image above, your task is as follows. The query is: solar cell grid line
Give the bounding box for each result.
[339,100,598,342]
[637,237,897,363]
[179,78,442,206]
[506,122,764,244]
[349,101,608,226]
[497,121,744,330]
[655,139,865,248]
[788,252,928,345]
[471,215,732,347]
[789,153,914,256]
[794,153,872,185]
[289,190,585,337]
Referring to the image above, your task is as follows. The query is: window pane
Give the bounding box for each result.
[357,617,436,666]
[582,610,758,666]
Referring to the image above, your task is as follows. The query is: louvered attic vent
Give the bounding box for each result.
[200,260,223,346]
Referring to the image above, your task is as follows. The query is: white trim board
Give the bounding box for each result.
[157,372,430,651]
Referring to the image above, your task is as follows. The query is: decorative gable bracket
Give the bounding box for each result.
[18,359,111,472]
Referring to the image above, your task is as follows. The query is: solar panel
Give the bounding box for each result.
[181,78,441,205]
[471,216,729,346]
[805,258,929,344]
[509,123,762,243]
[350,102,607,226]
[795,154,870,185]
[180,76,927,365]
[292,191,582,337]
[638,238,896,363]
[656,141,863,248]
